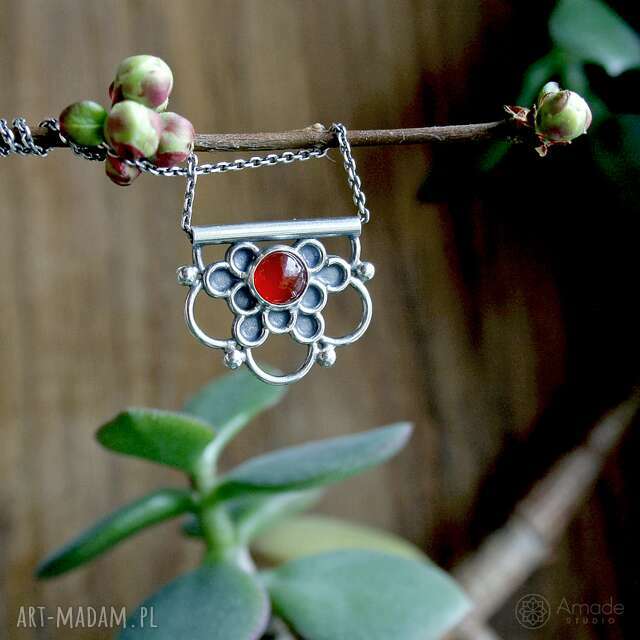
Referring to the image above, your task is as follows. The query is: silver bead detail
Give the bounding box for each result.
[177,265,200,286]
[224,348,245,370]
[316,345,336,368]
[355,261,375,282]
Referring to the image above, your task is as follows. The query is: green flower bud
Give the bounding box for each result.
[105,156,141,186]
[535,89,592,142]
[111,55,173,112]
[151,112,195,167]
[59,101,108,147]
[104,100,162,159]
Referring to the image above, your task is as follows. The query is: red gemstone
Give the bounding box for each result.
[252,250,308,305]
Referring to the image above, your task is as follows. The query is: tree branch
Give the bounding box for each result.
[21,119,524,154]
[448,390,640,639]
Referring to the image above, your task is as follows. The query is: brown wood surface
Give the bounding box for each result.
[0,1,633,639]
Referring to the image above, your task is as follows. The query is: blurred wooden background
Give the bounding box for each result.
[1,1,637,638]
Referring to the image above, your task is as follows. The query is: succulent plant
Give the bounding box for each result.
[36,371,470,640]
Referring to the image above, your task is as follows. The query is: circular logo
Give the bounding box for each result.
[515,594,551,629]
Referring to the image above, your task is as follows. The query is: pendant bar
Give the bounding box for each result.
[191,216,362,246]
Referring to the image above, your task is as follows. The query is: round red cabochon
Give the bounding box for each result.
[252,250,308,305]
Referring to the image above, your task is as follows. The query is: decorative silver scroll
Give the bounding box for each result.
[177,216,374,385]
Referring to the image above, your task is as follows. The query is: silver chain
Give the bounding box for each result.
[2,118,371,231]
[1,117,49,157]
[180,123,369,233]
[181,152,199,234]
[332,122,370,223]
[128,145,331,179]
[39,118,109,161]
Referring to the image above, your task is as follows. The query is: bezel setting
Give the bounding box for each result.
[248,246,310,309]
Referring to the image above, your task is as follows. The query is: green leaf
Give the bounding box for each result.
[550,0,640,76]
[263,550,470,640]
[36,489,194,579]
[559,60,589,96]
[213,423,412,500]
[251,515,427,565]
[97,409,215,473]
[184,371,287,475]
[184,369,286,432]
[119,562,270,640]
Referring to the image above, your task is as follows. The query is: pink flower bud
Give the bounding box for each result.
[104,101,163,159]
[151,112,195,167]
[111,55,173,112]
[59,101,108,147]
[105,156,141,186]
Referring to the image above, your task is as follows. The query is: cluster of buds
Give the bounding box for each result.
[59,55,195,185]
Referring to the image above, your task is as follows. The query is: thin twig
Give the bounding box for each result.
[448,391,640,639]
[19,119,523,154]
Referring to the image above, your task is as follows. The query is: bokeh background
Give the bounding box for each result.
[1,1,639,638]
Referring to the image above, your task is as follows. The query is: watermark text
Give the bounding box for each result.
[16,605,157,630]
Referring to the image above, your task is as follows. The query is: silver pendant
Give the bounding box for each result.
[177,216,374,385]
[176,123,372,385]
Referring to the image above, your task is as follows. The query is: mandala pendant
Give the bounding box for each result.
[177,216,374,385]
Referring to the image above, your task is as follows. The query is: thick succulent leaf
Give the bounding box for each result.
[119,562,270,640]
[184,369,286,431]
[263,550,470,640]
[214,423,412,500]
[36,489,194,578]
[251,514,427,565]
[550,0,640,76]
[97,409,215,473]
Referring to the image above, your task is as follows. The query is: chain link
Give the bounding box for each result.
[181,153,198,235]
[2,116,108,161]
[331,122,370,223]
[1,117,49,156]
[120,145,330,178]
[41,118,109,161]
